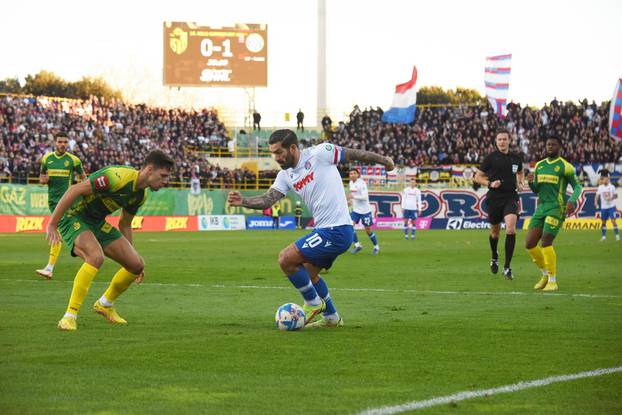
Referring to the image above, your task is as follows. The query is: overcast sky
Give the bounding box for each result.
[1,0,620,126]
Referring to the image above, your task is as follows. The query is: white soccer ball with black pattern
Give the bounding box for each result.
[275,303,306,331]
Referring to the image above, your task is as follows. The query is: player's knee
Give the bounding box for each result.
[277,250,296,274]
[87,252,105,269]
[126,256,144,275]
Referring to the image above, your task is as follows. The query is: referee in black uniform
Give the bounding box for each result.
[474,129,525,280]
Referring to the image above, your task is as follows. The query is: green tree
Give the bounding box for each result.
[0,77,22,94]
[17,70,122,100]
[73,76,122,100]
[417,86,484,106]
[22,71,69,97]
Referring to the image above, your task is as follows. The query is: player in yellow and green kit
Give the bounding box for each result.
[525,135,582,291]
[36,132,86,279]
[45,150,174,331]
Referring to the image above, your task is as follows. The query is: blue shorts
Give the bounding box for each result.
[294,225,354,269]
[351,211,373,227]
[403,209,418,220]
[601,207,617,221]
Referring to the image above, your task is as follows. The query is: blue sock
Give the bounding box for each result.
[352,232,359,243]
[287,266,320,304]
[411,227,416,238]
[369,232,378,246]
[404,226,408,237]
[614,224,619,236]
[602,226,607,237]
[313,277,337,316]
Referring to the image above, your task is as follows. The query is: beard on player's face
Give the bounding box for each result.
[278,150,296,169]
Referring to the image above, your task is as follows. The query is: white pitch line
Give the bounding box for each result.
[0,279,621,299]
[358,366,622,415]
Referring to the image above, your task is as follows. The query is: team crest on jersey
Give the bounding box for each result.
[94,175,109,190]
[512,164,518,173]
[73,222,81,230]
[64,161,69,167]
[554,166,560,172]
[305,160,311,170]
[324,144,333,151]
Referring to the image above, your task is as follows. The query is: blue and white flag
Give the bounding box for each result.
[485,54,512,117]
[382,66,418,124]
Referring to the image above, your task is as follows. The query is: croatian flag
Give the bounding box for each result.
[609,78,622,142]
[485,54,512,117]
[382,66,418,124]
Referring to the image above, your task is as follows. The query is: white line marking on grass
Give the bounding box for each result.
[1,279,621,299]
[357,366,622,415]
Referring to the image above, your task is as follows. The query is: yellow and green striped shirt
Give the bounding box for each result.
[40,151,84,209]
[68,166,147,220]
[529,157,582,213]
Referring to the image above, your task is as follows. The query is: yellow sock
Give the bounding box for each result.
[65,263,99,316]
[542,246,557,280]
[48,242,62,267]
[102,268,138,304]
[527,246,546,270]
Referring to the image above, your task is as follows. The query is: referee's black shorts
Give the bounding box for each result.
[486,195,519,225]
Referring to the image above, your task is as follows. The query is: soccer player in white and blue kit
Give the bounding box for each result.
[228,130,394,328]
[595,172,619,241]
[402,178,422,240]
[349,169,380,255]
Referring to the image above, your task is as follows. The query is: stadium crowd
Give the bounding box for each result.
[1,94,620,186]
[0,95,237,185]
[332,100,621,167]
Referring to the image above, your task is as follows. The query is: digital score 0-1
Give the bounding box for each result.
[163,22,267,87]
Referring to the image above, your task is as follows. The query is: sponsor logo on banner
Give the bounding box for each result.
[373,218,405,230]
[15,216,45,232]
[446,217,463,230]
[446,217,494,230]
[165,217,189,231]
[279,216,296,230]
[415,217,431,230]
[198,215,246,231]
[131,216,144,229]
[247,216,275,230]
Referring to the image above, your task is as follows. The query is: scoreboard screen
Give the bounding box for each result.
[163,22,267,87]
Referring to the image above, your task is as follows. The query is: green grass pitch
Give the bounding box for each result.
[1,229,621,414]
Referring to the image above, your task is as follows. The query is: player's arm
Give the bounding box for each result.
[45,180,93,244]
[417,189,422,214]
[527,167,538,192]
[565,165,583,216]
[228,188,285,210]
[75,159,87,182]
[594,191,600,210]
[119,209,134,245]
[39,155,48,185]
[341,147,394,170]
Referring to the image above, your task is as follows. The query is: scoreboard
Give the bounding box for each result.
[163,22,268,87]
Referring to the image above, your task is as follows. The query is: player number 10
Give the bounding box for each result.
[200,39,233,58]
[305,233,323,248]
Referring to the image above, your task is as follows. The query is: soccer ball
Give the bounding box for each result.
[275,303,306,331]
